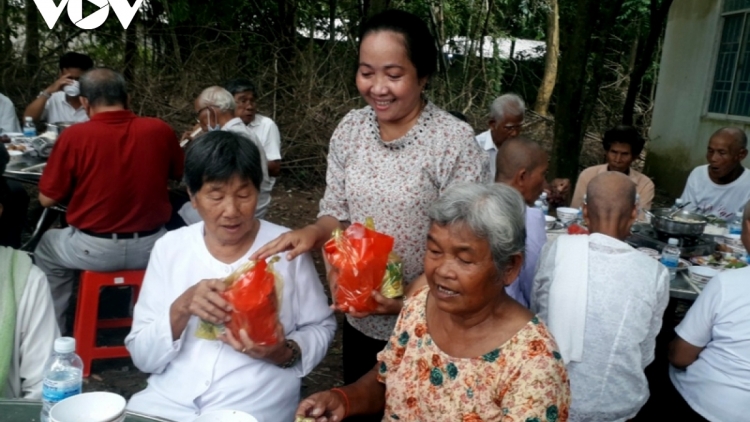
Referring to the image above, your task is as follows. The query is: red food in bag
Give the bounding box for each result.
[223,258,280,346]
[324,222,394,312]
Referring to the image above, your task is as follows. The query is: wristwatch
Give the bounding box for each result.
[278,339,301,368]
[37,91,51,99]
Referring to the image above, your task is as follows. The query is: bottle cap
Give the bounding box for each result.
[54,337,76,354]
[676,198,683,205]
[540,192,548,199]
[534,200,543,208]
[24,116,32,122]
[668,238,679,246]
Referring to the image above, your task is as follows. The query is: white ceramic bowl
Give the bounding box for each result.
[724,234,743,247]
[556,207,579,223]
[194,410,258,422]
[49,392,126,422]
[544,215,557,229]
[688,266,720,285]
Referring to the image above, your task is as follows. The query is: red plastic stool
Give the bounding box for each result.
[73,269,145,377]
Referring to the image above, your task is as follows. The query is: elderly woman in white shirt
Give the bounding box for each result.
[125,131,336,422]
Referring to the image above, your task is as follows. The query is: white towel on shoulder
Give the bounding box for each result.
[547,234,589,364]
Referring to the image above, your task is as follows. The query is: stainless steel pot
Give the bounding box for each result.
[650,208,708,237]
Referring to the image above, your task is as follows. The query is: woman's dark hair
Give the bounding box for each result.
[224,78,258,97]
[59,52,94,71]
[448,110,468,122]
[184,131,264,194]
[602,125,646,157]
[80,68,128,107]
[360,9,437,79]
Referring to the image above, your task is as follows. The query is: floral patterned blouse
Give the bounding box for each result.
[318,101,490,340]
[376,288,571,422]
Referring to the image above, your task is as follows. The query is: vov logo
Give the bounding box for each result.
[34,0,144,30]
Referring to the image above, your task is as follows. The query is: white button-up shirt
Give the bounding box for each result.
[0,93,21,133]
[42,92,89,124]
[125,221,336,422]
[475,130,497,181]
[248,114,282,190]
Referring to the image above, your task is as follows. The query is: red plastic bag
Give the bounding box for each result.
[324,222,394,312]
[195,257,282,346]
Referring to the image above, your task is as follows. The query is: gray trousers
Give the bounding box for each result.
[33,226,166,332]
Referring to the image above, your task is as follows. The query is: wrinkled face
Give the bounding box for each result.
[606,142,635,173]
[60,67,85,80]
[356,31,427,125]
[523,158,549,205]
[424,222,511,316]
[190,175,258,246]
[233,91,256,125]
[706,134,747,182]
[489,114,524,148]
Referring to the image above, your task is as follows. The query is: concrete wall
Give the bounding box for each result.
[647,0,750,197]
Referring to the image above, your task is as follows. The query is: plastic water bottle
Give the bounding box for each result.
[534,200,543,211]
[539,192,549,215]
[23,116,36,138]
[41,337,83,422]
[728,212,743,235]
[661,238,681,281]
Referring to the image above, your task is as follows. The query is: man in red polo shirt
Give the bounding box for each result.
[34,68,184,332]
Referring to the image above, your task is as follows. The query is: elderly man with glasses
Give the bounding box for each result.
[178,86,272,225]
[475,94,526,181]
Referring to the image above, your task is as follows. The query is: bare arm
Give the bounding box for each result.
[38,193,58,208]
[669,335,704,370]
[252,215,342,261]
[24,74,74,122]
[296,365,385,420]
[169,279,231,341]
[268,160,281,177]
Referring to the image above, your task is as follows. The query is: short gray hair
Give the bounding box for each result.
[490,93,525,121]
[197,86,236,112]
[80,68,127,107]
[428,182,526,274]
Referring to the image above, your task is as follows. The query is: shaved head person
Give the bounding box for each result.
[532,172,669,421]
[495,137,549,307]
[680,127,750,220]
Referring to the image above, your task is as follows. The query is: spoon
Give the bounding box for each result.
[667,201,691,218]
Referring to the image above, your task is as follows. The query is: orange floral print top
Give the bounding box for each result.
[376,288,571,422]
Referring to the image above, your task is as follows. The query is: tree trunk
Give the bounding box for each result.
[622,0,673,125]
[24,0,39,72]
[0,0,8,58]
[550,0,599,181]
[161,0,183,68]
[124,20,138,83]
[534,0,559,116]
[329,0,336,43]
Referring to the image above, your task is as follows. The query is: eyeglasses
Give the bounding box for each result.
[195,106,213,122]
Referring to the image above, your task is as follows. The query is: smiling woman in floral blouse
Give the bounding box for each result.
[253,9,488,416]
[296,183,570,422]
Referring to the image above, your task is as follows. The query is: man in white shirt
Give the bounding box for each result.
[532,172,670,422]
[0,93,20,133]
[680,127,750,220]
[225,79,282,190]
[0,154,60,399]
[495,137,548,308]
[179,86,272,223]
[23,52,93,125]
[475,93,525,181]
[668,200,750,422]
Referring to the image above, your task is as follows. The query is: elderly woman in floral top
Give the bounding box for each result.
[254,8,488,412]
[295,183,570,422]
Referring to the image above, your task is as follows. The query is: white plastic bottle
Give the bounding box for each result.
[661,238,681,281]
[23,116,36,138]
[728,212,743,235]
[534,200,543,211]
[41,337,83,422]
[539,192,549,215]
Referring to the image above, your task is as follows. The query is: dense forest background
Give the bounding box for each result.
[0,0,673,183]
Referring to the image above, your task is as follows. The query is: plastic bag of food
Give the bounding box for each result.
[324,219,394,312]
[363,217,404,299]
[195,257,283,345]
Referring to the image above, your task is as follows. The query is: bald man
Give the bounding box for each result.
[532,172,669,422]
[680,127,750,220]
[495,137,549,307]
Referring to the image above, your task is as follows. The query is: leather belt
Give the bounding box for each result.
[79,227,163,240]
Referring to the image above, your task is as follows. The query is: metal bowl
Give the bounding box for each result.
[650,208,708,237]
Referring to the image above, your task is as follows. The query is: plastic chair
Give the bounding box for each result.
[73,269,145,377]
